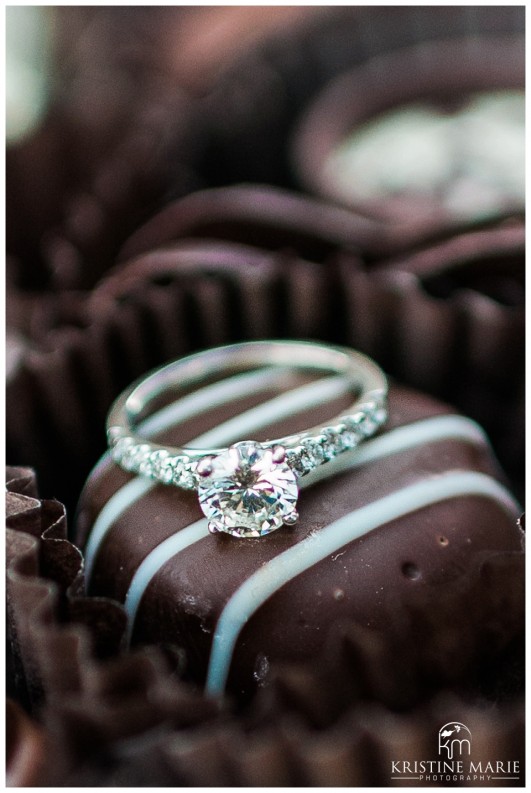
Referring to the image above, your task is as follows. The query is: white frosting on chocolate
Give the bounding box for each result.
[325,91,525,222]
[84,369,351,581]
[205,469,519,695]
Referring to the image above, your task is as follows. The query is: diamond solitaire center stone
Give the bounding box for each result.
[197,441,299,538]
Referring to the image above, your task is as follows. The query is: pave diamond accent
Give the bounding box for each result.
[282,400,387,477]
[322,426,344,460]
[197,441,299,538]
[173,456,198,490]
[110,437,198,488]
[358,400,388,437]
[302,436,326,465]
[285,436,326,477]
[123,443,151,473]
[149,449,171,482]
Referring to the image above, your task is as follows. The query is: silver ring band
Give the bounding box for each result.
[107,340,388,537]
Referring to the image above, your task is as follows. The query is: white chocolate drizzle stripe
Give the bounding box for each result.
[85,371,351,582]
[124,519,207,645]
[205,470,519,696]
[139,366,287,437]
[123,414,498,649]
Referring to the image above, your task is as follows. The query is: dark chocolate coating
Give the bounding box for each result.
[76,381,523,701]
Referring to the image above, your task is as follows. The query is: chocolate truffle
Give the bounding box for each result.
[118,184,386,264]
[75,369,523,703]
[374,221,525,497]
[292,38,524,236]
[194,6,524,213]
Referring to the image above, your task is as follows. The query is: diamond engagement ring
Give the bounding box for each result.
[107,340,388,538]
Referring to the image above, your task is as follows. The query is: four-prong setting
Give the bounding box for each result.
[283,509,299,525]
[197,441,299,538]
[196,456,215,478]
[271,445,287,464]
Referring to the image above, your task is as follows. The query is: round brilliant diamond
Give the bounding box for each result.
[198,442,299,538]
